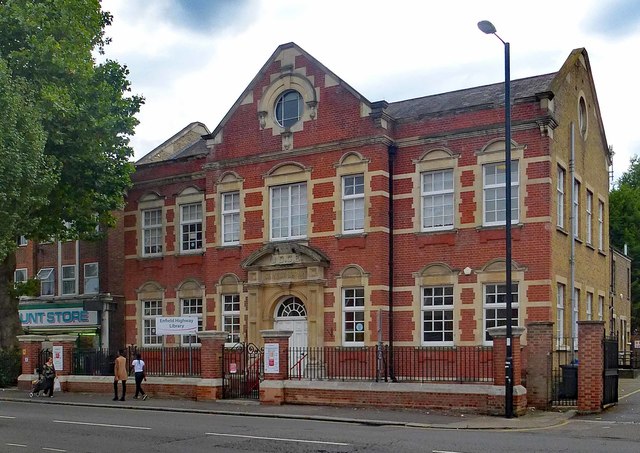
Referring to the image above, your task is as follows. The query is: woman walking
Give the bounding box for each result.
[131,353,148,400]
[42,356,56,398]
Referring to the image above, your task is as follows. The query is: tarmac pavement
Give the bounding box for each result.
[2,376,638,430]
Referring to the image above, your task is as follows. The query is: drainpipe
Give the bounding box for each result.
[570,123,576,348]
[388,143,397,382]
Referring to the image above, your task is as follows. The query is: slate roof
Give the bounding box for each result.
[386,72,557,120]
[136,121,210,166]
[173,138,208,160]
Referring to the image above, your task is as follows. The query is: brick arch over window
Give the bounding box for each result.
[217,171,243,185]
[136,281,165,295]
[219,274,241,286]
[479,258,526,273]
[139,191,163,203]
[337,152,370,167]
[266,161,309,177]
[176,278,204,293]
[477,138,524,156]
[417,147,458,162]
[339,264,368,281]
[418,262,456,277]
[176,186,203,197]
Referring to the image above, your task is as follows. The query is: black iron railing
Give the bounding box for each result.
[287,345,493,383]
[72,346,201,377]
[551,337,578,407]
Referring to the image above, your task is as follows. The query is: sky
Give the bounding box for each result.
[102,0,640,181]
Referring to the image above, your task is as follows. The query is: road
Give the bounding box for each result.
[1,400,640,452]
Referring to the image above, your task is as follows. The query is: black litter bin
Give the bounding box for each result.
[560,364,578,399]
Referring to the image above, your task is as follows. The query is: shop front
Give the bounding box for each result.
[19,295,118,349]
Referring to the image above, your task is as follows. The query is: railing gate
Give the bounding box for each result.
[603,335,619,407]
[222,343,263,400]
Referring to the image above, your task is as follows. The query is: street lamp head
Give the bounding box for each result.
[477,20,497,35]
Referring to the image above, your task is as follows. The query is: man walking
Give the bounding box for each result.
[113,350,128,401]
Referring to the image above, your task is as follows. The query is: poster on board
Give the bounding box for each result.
[264,343,279,374]
[52,345,63,371]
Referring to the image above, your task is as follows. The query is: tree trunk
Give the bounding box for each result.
[0,252,21,350]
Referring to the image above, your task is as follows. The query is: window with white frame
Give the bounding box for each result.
[483,161,519,226]
[342,174,365,233]
[14,268,27,285]
[180,203,203,252]
[557,166,565,228]
[142,208,163,256]
[270,182,307,240]
[222,294,240,343]
[572,179,580,238]
[343,288,365,345]
[181,298,203,345]
[598,295,604,321]
[422,286,454,344]
[62,265,76,295]
[222,192,240,245]
[556,283,565,346]
[83,263,99,294]
[484,283,519,343]
[586,191,593,244]
[598,200,604,250]
[143,300,162,346]
[422,169,454,231]
[275,90,303,128]
[37,268,54,296]
[17,236,27,246]
[586,292,593,320]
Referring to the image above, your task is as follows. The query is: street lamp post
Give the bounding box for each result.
[478,20,514,419]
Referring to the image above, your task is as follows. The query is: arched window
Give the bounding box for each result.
[276,297,307,317]
[578,97,588,137]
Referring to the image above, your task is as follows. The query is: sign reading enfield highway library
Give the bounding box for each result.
[155,316,199,335]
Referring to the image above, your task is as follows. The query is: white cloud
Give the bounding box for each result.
[103,0,638,179]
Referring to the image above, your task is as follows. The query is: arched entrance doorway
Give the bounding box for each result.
[273,296,307,378]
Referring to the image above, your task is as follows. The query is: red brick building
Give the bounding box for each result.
[123,43,612,354]
[15,215,125,350]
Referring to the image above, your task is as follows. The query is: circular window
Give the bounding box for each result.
[578,97,587,137]
[275,90,303,128]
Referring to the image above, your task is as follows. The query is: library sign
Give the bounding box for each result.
[155,316,199,335]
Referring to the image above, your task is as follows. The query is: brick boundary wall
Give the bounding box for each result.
[525,322,554,409]
[17,328,530,415]
[282,381,526,415]
[577,321,605,414]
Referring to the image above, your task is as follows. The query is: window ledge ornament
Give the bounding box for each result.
[282,131,293,151]
[258,111,268,129]
[306,100,318,119]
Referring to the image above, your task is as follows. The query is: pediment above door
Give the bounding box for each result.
[242,242,330,270]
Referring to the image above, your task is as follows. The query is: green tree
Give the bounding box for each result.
[610,157,640,333]
[0,0,143,349]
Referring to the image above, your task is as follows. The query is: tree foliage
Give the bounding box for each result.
[0,0,143,348]
[610,156,640,333]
